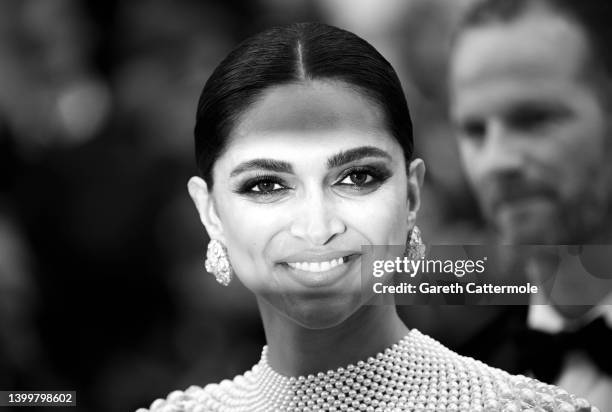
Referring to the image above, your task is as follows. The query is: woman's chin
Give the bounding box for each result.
[282,294,362,330]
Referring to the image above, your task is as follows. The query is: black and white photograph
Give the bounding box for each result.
[1,0,611,411]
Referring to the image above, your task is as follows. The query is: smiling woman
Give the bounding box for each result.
[197,80,416,330]
[137,22,599,412]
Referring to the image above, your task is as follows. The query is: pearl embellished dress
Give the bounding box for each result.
[137,329,598,412]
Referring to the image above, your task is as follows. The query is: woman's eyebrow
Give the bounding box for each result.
[327,146,391,168]
[229,146,390,177]
[230,159,293,177]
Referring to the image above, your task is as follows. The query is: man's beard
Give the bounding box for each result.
[481,178,611,245]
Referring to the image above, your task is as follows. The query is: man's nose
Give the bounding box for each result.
[477,121,525,179]
[289,189,346,246]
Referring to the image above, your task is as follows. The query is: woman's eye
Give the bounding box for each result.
[338,171,374,186]
[334,166,391,193]
[250,181,284,193]
[234,175,291,199]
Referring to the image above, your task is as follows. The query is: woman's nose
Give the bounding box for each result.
[289,190,346,246]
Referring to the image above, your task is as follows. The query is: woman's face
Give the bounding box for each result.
[189,80,424,329]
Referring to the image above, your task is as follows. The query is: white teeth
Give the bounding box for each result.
[287,257,347,272]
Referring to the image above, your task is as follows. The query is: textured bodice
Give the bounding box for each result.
[137,329,598,412]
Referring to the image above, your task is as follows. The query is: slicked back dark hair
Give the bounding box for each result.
[194,22,413,187]
[459,0,612,79]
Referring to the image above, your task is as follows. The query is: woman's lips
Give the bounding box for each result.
[286,256,348,272]
[279,254,360,288]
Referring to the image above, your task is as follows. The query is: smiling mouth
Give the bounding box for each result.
[285,256,351,273]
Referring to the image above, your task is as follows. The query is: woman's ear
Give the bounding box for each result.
[187,176,226,242]
[406,158,426,225]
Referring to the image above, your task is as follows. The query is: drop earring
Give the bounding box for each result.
[205,239,233,286]
[405,225,426,261]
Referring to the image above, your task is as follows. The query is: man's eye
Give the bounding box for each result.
[339,172,373,186]
[510,109,552,130]
[507,103,573,132]
[461,119,486,140]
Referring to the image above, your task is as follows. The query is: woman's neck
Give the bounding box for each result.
[257,298,409,377]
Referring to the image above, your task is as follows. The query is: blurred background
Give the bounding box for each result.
[0,0,505,410]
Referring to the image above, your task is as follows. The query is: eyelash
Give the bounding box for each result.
[335,166,391,189]
[234,174,289,196]
[234,166,391,197]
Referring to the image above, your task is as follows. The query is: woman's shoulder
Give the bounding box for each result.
[410,329,599,411]
[135,381,222,412]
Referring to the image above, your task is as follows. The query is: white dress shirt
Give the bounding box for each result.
[528,297,612,410]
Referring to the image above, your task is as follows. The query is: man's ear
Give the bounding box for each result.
[407,158,426,225]
[187,176,226,242]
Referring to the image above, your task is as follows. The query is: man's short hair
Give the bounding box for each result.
[459,0,612,78]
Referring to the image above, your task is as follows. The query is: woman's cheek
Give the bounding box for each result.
[220,196,280,237]
[370,184,410,243]
[342,195,408,245]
